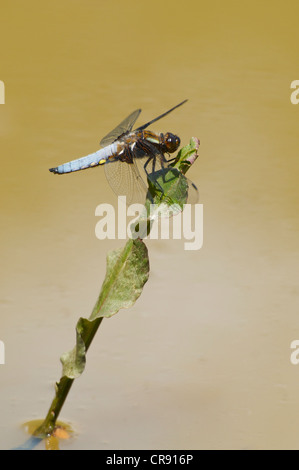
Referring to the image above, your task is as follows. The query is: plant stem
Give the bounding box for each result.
[34,317,104,438]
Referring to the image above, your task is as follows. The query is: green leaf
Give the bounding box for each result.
[60,238,149,379]
[90,238,149,319]
[147,166,189,207]
[60,318,87,378]
[171,136,200,174]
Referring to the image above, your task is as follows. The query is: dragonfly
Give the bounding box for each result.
[49,100,198,205]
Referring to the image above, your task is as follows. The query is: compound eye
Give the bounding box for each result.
[165,133,180,153]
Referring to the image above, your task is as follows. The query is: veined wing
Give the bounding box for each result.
[136,100,187,132]
[104,157,148,206]
[101,100,187,147]
[100,109,141,147]
[104,140,166,206]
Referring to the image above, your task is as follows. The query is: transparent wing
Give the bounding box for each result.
[185,179,199,204]
[100,109,141,147]
[136,100,187,131]
[104,158,148,206]
[104,142,164,206]
[104,141,198,207]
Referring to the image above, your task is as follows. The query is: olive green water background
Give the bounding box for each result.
[1,0,299,449]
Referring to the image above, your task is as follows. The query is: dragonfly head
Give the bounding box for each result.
[162,132,181,153]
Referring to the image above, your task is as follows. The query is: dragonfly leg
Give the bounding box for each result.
[143,156,167,199]
[165,155,176,163]
[136,139,169,199]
